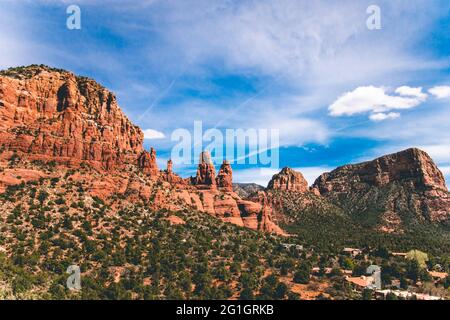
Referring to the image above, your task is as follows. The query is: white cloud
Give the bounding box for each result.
[2,0,448,177]
[329,86,427,118]
[143,129,165,140]
[143,94,330,149]
[429,86,450,99]
[395,86,428,100]
[369,112,400,122]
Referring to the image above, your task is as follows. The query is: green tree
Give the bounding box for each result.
[406,260,420,282]
[361,288,373,300]
[406,250,429,269]
[444,275,450,289]
[37,190,49,204]
[386,292,398,300]
[374,247,389,259]
[293,263,311,284]
[274,282,288,299]
[341,257,355,270]
[400,276,408,290]
[239,287,254,300]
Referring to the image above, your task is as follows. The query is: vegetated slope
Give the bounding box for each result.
[255,190,360,249]
[247,163,450,255]
[0,160,308,300]
[271,189,450,255]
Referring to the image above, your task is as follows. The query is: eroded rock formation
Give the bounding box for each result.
[4,66,448,235]
[192,151,216,189]
[216,160,233,192]
[138,148,159,176]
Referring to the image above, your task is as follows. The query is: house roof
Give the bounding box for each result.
[429,271,448,279]
[391,252,407,256]
[345,276,374,288]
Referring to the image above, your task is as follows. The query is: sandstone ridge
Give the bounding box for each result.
[0,65,285,235]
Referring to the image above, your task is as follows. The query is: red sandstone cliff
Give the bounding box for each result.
[4,66,448,235]
[0,65,144,170]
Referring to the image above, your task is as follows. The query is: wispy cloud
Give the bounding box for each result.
[369,112,400,122]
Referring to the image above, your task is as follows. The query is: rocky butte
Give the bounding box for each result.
[216,160,233,192]
[249,166,325,227]
[267,167,309,193]
[313,148,450,229]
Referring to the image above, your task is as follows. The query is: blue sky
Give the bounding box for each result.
[1,0,450,186]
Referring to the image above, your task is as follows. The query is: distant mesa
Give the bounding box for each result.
[233,183,265,198]
[313,148,447,194]
[312,148,450,224]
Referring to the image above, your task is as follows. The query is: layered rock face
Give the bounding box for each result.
[0,65,144,170]
[267,167,309,192]
[187,155,284,234]
[313,148,450,224]
[314,148,447,194]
